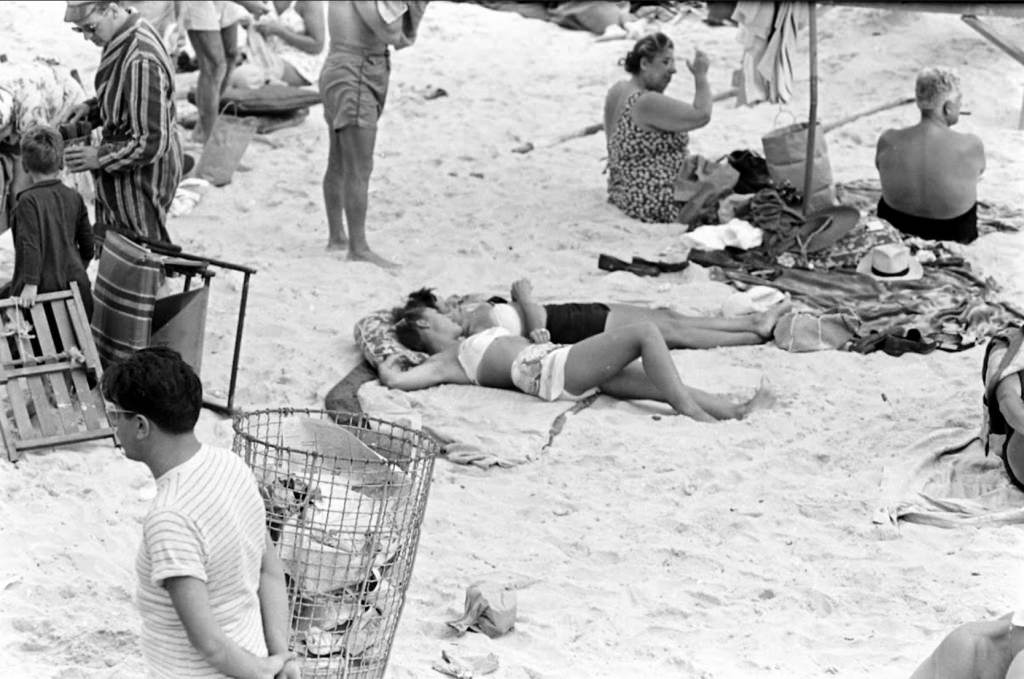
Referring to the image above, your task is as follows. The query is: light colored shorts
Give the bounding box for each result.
[510,343,599,402]
[318,47,390,131]
[179,1,247,31]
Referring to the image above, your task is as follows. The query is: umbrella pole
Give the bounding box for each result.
[802,3,818,216]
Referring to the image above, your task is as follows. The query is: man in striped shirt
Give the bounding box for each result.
[102,347,299,679]
[62,1,182,244]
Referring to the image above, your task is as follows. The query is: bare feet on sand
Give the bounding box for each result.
[325,237,348,252]
[348,247,400,270]
[737,379,776,419]
[754,298,793,339]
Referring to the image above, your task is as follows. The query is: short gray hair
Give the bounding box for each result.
[915,67,960,111]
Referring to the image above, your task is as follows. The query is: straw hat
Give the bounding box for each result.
[857,243,923,281]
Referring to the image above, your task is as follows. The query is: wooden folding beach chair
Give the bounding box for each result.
[0,283,115,462]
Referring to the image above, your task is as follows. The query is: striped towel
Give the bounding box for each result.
[90,231,163,367]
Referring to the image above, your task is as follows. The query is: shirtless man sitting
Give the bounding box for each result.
[875,66,985,244]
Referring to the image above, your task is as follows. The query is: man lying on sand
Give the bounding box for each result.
[382,300,775,422]
[875,66,985,244]
[403,278,792,348]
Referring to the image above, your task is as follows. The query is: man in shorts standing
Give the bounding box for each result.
[180,1,269,143]
[320,1,426,269]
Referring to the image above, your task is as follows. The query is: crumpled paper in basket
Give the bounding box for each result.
[445,583,517,638]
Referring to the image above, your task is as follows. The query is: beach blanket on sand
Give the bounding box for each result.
[875,427,1024,528]
[719,265,1024,349]
[357,380,594,468]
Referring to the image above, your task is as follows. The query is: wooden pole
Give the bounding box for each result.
[802,3,818,217]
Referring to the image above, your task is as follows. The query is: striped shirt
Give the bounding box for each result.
[88,12,182,243]
[136,445,268,678]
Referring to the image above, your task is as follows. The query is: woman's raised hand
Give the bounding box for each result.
[510,278,534,302]
[686,49,710,78]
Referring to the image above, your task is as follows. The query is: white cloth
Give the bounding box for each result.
[265,2,326,84]
[721,286,787,317]
[136,445,268,678]
[732,1,807,105]
[682,218,763,251]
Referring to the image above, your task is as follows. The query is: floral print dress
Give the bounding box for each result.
[607,90,690,223]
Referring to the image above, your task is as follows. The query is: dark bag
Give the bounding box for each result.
[981,326,1024,491]
[727,149,773,194]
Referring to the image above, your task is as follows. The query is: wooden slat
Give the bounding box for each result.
[68,284,103,375]
[5,361,80,379]
[49,296,103,431]
[12,426,117,452]
[27,303,73,435]
[13,308,59,438]
[0,336,34,448]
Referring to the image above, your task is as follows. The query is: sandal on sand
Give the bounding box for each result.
[632,256,689,273]
[881,329,938,357]
[598,254,660,277]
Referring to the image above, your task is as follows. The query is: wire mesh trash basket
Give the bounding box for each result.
[233,408,440,679]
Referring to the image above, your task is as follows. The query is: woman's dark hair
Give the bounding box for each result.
[621,32,674,74]
[404,287,440,310]
[101,346,203,434]
[393,306,430,352]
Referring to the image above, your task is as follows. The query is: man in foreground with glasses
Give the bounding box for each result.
[60,1,182,245]
[102,347,299,678]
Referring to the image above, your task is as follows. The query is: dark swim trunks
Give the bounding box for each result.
[543,303,610,344]
[877,197,978,244]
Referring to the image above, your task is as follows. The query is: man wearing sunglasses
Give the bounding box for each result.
[60,1,182,245]
[102,347,299,679]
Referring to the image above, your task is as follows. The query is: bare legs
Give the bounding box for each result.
[562,322,774,421]
[187,29,227,144]
[909,614,1024,679]
[604,300,793,349]
[322,124,397,269]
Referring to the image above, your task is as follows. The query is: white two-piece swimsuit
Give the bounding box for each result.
[456,324,597,402]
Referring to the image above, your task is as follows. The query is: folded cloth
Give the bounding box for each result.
[683,218,763,251]
[875,427,1024,528]
[722,285,787,316]
[446,584,517,638]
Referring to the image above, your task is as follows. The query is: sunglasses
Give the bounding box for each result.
[71,7,105,35]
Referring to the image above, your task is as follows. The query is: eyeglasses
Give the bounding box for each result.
[105,405,135,421]
[72,19,102,35]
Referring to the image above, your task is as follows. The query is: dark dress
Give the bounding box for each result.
[607,89,690,223]
[12,179,95,318]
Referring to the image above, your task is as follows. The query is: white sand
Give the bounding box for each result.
[2,2,1024,677]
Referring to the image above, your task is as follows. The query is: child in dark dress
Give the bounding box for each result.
[11,126,94,318]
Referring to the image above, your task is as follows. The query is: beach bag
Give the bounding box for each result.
[761,119,835,213]
[195,111,258,187]
[772,309,860,352]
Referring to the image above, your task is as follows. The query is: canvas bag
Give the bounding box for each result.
[195,109,258,187]
[761,119,836,213]
[772,309,860,352]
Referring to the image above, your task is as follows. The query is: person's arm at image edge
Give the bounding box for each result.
[996,375,1024,433]
[262,0,325,55]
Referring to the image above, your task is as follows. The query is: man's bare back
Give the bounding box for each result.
[326,2,398,52]
[876,121,985,219]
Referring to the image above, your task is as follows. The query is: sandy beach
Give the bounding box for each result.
[2,2,1024,677]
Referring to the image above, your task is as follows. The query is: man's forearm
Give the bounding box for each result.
[258,557,291,654]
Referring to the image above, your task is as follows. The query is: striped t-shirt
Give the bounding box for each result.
[135,445,268,678]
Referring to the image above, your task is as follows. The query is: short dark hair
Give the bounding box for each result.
[621,32,674,74]
[404,287,440,311]
[101,347,203,434]
[20,125,64,174]
[393,305,431,352]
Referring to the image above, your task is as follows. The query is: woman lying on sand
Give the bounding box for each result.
[381,305,774,422]
[604,32,715,224]
[403,279,792,348]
